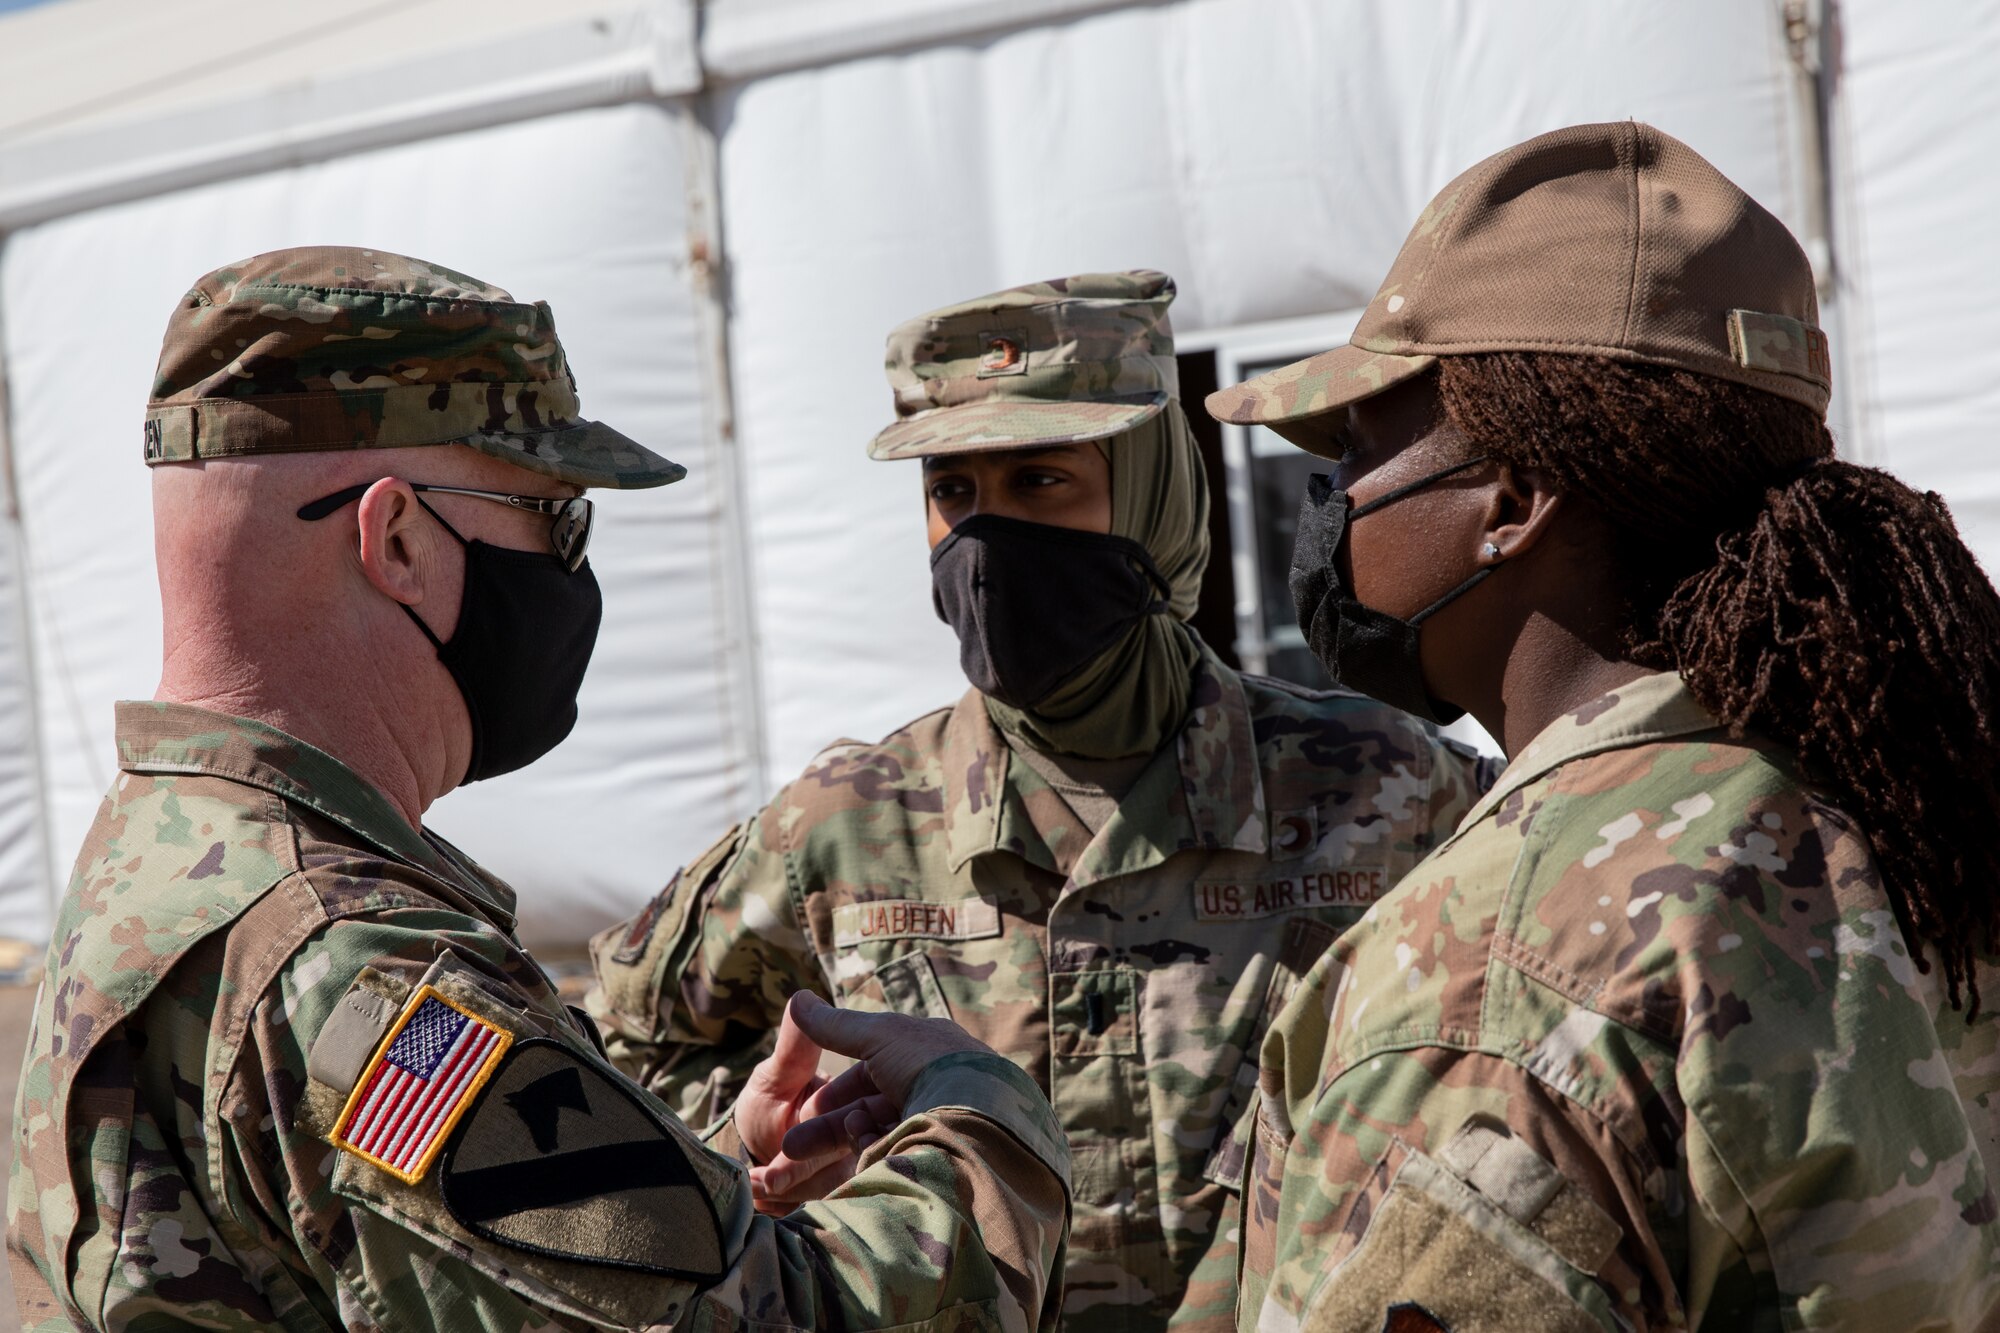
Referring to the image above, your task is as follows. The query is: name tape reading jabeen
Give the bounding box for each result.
[833,897,1003,949]
[1194,868,1388,922]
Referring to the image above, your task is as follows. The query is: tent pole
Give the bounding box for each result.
[1781,0,1873,461]
[676,93,772,815]
[656,0,773,814]
[1782,0,1837,298]
[0,244,60,956]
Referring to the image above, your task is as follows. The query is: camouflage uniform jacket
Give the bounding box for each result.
[588,650,1490,1333]
[1239,671,2000,1333]
[7,702,1071,1333]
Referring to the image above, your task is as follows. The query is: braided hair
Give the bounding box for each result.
[1435,352,2000,1014]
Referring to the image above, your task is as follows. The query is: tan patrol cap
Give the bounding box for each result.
[1207,122,1831,457]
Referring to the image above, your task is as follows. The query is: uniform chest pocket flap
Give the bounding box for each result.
[839,949,952,1020]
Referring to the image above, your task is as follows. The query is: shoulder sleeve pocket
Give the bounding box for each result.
[326,975,745,1331]
[589,822,751,1028]
[1292,1119,1623,1333]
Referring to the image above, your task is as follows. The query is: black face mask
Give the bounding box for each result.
[405,499,604,783]
[1288,456,1493,725]
[930,513,1170,708]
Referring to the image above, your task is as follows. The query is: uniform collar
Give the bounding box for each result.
[1456,671,1721,832]
[114,700,518,925]
[940,645,1267,884]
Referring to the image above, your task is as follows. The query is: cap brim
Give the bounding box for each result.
[1204,345,1436,459]
[867,393,1168,461]
[458,420,686,489]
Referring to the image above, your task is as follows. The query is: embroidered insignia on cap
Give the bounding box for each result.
[331,985,513,1184]
[977,331,1029,377]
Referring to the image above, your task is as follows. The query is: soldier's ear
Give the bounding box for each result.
[355,478,445,609]
[1476,463,1565,567]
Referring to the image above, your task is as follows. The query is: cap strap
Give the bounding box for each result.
[143,379,582,464]
[1726,310,1831,391]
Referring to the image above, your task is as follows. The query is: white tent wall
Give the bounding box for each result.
[1831,0,2000,567]
[0,100,760,950]
[717,0,1818,783]
[0,458,48,947]
[0,0,1990,958]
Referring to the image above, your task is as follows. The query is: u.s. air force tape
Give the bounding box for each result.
[438,1038,726,1280]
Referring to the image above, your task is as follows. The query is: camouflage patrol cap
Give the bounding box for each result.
[143,246,685,489]
[1207,122,1831,458]
[868,270,1179,460]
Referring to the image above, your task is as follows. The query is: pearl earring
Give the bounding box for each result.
[1482,542,1502,561]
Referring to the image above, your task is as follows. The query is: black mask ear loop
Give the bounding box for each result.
[1128,544,1174,615]
[1346,454,1491,519]
[400,496,469,652]
[1408,560,1499,625]
[1347,455,1500,625]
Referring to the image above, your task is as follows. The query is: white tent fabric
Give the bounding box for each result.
[0,0,681,229]
[2,0,1995,956]
[0,100,759,948]
[720,0,1817,783]
[1832,0,2000,564]
[0,490,46,946]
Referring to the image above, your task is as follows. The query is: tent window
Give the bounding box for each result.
[1176,350,1241,672]
[1192,327,1368,689]
[1219,355,1332,686]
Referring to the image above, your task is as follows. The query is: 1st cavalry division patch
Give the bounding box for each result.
[438,1038,727,1278]
[332,985,512,1184]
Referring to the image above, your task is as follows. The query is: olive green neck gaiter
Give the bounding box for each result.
[986,403,1209,759]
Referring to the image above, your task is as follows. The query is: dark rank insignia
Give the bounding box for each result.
[1382,1302,1451,1332]
[439,1038,726,1279]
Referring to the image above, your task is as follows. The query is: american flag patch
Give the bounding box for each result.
[331,986,512,1184]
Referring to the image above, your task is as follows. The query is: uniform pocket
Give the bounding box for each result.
[1235,1087,1294,1288]
[590,822,750,1029]
[1048,967,1139,1057]
[839,949,952,1020]
[1201,914,1342,1190]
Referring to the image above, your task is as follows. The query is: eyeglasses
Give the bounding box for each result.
[296,482,594,573]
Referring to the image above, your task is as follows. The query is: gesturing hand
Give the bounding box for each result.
[735,991,997,1214]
